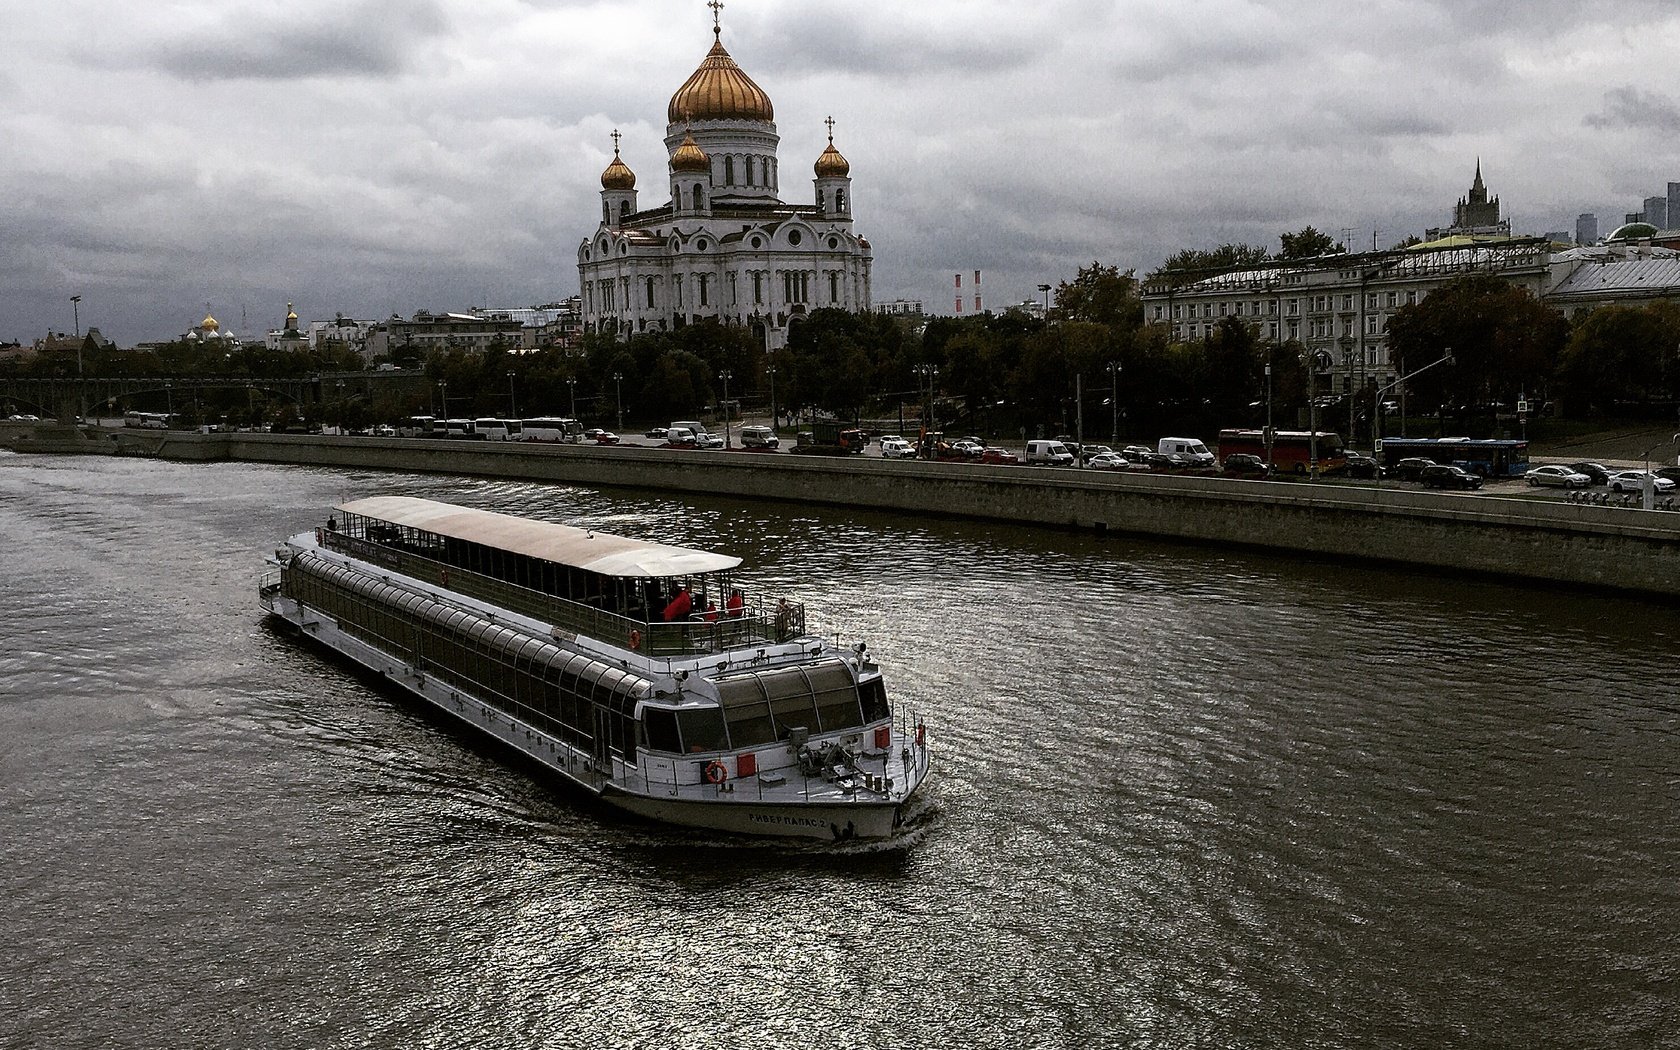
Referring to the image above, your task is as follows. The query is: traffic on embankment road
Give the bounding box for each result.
[1,416,1667,601]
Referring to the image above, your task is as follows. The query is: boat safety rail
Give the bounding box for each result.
[621,722,928,804]
[318,528,805,657]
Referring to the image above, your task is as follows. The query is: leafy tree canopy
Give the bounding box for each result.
[1277,226,1343,261]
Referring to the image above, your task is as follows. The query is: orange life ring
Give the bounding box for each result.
[705,760,728,784]
[628,629,642,651]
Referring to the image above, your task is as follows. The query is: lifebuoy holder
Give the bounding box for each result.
[705,760,728,785]
[628,629,642,651]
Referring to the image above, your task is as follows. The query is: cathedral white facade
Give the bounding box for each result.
[577,9,872,349]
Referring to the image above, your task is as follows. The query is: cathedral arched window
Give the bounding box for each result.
[619,200,631,222]
[836,189,846,213]
[745,157,755,187]
[602,201,610,224]
[646,277,656,309]
[724,156,735,185]
[829,272,840,303]
[693,186,705,211]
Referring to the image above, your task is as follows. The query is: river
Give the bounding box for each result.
[1,452,1675,1048]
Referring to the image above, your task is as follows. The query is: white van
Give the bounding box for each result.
[1157,436,1215,467]
[671,420,724,449]
[1024,439,1075,466]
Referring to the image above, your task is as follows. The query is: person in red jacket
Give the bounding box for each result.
[725,588,745,619]
[662,584,692,622]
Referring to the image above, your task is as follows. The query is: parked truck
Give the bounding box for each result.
[792,421,866,454]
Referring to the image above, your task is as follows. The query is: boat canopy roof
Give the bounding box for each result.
[336,496,742,578]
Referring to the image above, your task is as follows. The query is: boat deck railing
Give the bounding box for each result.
[318,529,805,657]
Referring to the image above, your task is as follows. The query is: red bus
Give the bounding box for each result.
[1218,429,1348,475]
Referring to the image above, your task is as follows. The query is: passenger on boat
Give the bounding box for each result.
[726,588,744,618]
[702,600,719,623]
[662,585,692,622]
[775,598,792,641]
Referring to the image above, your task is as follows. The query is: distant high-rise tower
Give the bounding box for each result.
[1576,213,1598,245]
[1645,196,1669,229]
[1427,160,1510,239]
[952,270,983,313]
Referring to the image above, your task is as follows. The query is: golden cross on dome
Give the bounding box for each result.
[708,0,724,34]
[825,115,836,143]
[611,128,622,154]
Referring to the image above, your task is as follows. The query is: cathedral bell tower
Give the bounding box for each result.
[813,116,852,223]
[599,130,638,230]
[669,124,713,217]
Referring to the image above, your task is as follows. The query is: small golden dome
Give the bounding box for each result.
[285,302,298,323]
[601,151,637,190]
[815,140,849,179]
[201,312,220,332]
[670,129,711,173]
[668,36,773,124]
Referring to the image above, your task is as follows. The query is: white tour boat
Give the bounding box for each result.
[259,496,930,841]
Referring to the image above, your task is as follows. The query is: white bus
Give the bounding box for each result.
[443,418,479,439]
[399,415,438,438]
[476,417,523,441]
[520,417,584,443]
[124,411,172,430]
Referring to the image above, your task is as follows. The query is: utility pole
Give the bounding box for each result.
[717,369,732,448]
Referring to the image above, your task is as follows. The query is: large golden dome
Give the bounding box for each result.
[668,34,773,124]
[601,150,636,190]
[201,312,220,332]
[669,129,711,173]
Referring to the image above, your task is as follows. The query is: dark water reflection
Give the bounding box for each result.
[1,454,1676,1048]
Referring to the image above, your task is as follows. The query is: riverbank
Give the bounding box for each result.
[1,425,1667,600]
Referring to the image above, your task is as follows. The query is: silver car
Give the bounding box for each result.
[1526,465,1590,488]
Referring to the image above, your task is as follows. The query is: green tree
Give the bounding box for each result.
[1053,263,1142,327]
[1148,243,1271,287]
[1556,302,1680,413]
[1385,274,1567,419]
[1277,226,1342,261]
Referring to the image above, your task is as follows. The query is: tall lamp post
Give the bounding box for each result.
[1639,434,1680,511]
[613,372,623,431]
[717,370,733,448]
[915,364,938,431]
[506,371,517,419]
[1373,350,1454,477]
[437,380,448,419]
[1265,357,1275,474]
[566,377,577,421]
[1105,360,1121,443]
[71,295,84,420]
[1341,335,1357,445]
[1037,283,1051,318]
[336,379,345,431]
[165,381,174,421]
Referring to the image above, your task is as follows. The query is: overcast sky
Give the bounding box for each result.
[4,0,1678,346]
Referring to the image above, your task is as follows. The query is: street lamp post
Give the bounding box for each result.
[1265,358,1274,474]
[613,372,623,431]
[336,379,345,431]
[1373,350,1455,482]
[71,295,84,420]
[1342,335,1356,446]
[566,377,577,421]
[506,371,517,418]
[1105,361,1120,443]
[717,370,733,448]
[1639,434,1680,511]
[1037,283,1051,318]
[437,380,448,419]
[165,381,174,420]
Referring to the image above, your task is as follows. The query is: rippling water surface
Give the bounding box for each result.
[2,454,1677,1048]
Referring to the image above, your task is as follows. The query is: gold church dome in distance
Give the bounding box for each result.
[670,128,711,173]
[814,119,849,178]
[602,150,637,190]
[667,12,773,124]
[201,312,220,331]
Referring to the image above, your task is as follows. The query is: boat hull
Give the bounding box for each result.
[600,784,901,842]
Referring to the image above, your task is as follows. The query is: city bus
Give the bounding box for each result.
[1217,429,1347,475]
[443,418,479,439]
[1376,437,1529,477]
[123,411,173,430]
[520,417,584,443]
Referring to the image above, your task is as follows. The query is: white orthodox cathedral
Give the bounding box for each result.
[577,4,872,349]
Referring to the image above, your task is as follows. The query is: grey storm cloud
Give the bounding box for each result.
[1586,87,1680,134]
[150,0,453,81]
[5,0,1680,346]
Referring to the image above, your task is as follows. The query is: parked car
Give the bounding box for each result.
[880,437,915,459]
[694,431,725,449]
[1420,464,1484,490]
[1606,470,1676,494]
[1654,466,1680,485]
[1344,451,1382,479]
[949,438,984,457]
[979,447,1021,465]
[1392,457,1437,482]
[1086,451,1133,470]
[590,429,620,445]
[370,424,397,438]
[662,426,697,449]
[1222,453,1268,477]
[1526,464,1591,488]
[1079,444,1115,465]
[644,426,668,439]
[1567,461,1612,485]
[1120,445,1154,464]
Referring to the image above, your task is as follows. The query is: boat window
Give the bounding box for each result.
[643,708,682,753]
[677,707,729,753]
[814,686,863,733]
[723,699,776,748]
[770,692,818,738]
[859,677,889,722]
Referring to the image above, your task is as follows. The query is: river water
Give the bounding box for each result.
[2,452,1676,1049]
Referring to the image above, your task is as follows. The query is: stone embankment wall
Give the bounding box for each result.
[45,428,1671,599]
